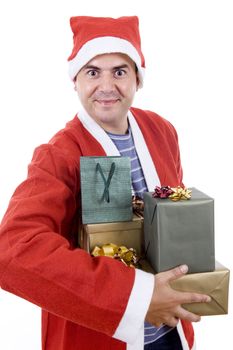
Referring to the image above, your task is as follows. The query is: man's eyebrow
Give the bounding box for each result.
[113,64,129,70]
[82,65,100,71]
[82,63,130,71]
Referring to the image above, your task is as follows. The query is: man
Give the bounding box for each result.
[0,16,210,350]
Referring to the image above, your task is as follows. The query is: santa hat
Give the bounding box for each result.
[68,16,145,88]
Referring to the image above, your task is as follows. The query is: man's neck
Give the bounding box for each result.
[101,119,129,135]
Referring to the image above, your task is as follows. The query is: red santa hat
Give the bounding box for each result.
[68,16,145,88]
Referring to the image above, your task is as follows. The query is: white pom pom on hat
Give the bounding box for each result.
[68,16,145,88]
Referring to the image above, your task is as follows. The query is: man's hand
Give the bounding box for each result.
[145,264,211,327]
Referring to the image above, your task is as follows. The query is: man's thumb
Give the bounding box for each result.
[166,264,189,282]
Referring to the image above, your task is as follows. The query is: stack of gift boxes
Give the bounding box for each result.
[79,156,230,316]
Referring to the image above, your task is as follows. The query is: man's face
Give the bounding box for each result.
[74,53,139,134]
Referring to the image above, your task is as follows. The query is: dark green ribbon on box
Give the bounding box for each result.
[96,162,116,203]
[80,156,133,224]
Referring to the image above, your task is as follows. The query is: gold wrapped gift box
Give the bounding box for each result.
[171,262,230,315]
[80,215,144,254]
[141,260,230,316]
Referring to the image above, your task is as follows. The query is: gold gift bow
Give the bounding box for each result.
[91,243,139,268]
[169,186,192,201]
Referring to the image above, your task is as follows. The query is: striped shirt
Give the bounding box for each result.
[107,127,147,198]
[107,126,174,345]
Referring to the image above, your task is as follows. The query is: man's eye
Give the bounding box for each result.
[87,70,98,77]
[115,69,126,77]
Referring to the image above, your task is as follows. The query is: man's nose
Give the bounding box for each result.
[98,73,115,92]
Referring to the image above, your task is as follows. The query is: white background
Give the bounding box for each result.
[0,0,232,349]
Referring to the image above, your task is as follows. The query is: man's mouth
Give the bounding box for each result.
[95,99,119,106]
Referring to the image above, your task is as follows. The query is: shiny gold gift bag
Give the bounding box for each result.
[80,215,144,254]
[141,260,230,316]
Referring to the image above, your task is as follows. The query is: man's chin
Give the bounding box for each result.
[93,105,120,116]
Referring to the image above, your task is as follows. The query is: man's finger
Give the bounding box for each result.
[179,291,211,304]
[163,316,180,328]
[176,306,201,323]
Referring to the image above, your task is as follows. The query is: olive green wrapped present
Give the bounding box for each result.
[143,187,215,273]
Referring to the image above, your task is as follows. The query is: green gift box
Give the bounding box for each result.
[143,187,215,273]
[80,156,133,224]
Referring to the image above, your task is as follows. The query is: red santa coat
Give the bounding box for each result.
[0,107,195,350]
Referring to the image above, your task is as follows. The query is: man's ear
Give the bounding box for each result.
[73,77,77,91]
[136,75,140,91]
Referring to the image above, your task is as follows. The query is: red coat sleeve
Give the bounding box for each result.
[0,143,135,337]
